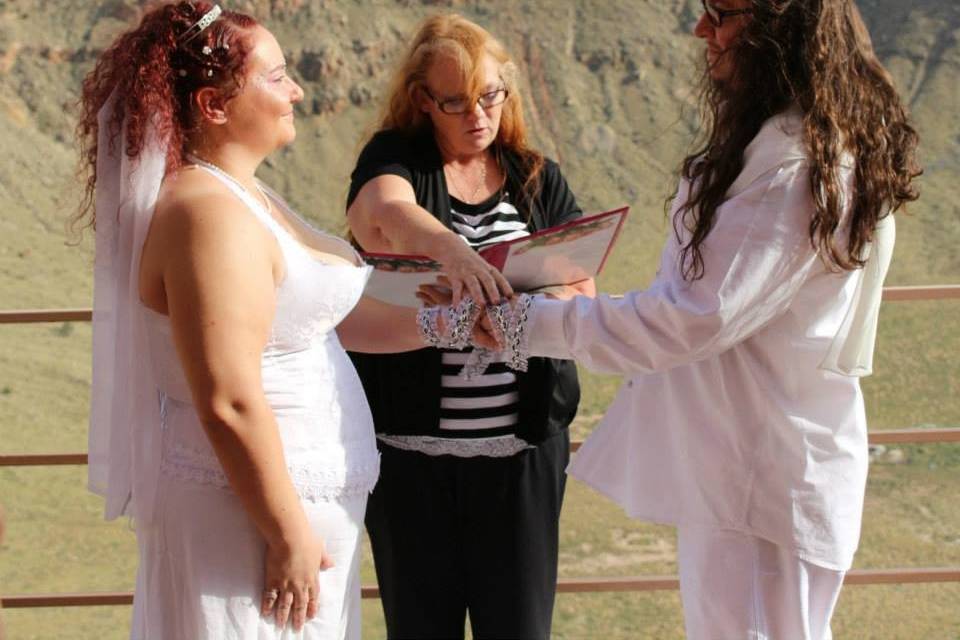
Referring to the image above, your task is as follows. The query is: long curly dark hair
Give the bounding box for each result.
[73,1,257,231]
[676,0,921,281]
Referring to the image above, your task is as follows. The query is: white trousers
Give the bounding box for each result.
[132,476,365,640]
[677,526,845,640]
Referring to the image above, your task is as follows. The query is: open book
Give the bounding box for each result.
[361,206,629,307]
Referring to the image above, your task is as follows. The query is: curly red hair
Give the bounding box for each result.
[74,1,258,231]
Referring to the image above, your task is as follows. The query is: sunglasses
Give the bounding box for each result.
[702,0,753,27]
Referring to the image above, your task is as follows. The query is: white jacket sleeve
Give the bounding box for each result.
[528,160,823,376]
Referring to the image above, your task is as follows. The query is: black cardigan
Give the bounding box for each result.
[346,128,581,444]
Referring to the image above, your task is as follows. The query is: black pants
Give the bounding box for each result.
[365,430,570,640]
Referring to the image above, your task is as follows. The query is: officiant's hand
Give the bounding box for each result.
[435,235,513,305]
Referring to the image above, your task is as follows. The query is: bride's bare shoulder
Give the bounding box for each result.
[153,167,261,239]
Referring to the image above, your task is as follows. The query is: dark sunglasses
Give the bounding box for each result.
[702,0,753,27]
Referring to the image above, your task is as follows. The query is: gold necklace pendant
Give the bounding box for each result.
[446,157,487,204]
[469,161,488,202]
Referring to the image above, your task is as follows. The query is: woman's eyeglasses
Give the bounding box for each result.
[424,87,509,115]
[701,0,753,27]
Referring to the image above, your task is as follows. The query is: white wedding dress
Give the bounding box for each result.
[130,165,379,639]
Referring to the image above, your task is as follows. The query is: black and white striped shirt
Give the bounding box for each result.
[449,193,529,249]
[377,189,533,457]
[438,191,529,436]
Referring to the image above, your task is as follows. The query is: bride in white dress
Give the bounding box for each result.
[77,4,426,638]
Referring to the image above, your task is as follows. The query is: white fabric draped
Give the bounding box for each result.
[818,213,895,376]
[87,90,167,522]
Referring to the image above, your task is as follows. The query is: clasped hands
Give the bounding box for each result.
[417,276,513,351]
[417,275,584,351]
[422,237,590,350]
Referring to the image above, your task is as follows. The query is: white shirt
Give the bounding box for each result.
[529,109,892,571]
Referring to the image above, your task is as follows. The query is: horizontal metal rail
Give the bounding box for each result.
[1,592,132,608]
[2,428,957,467]
[880,285,960,302]
[864,427,960,444]
[569,427,960,453]
[0,285,958,325]
[3,568,958,608]
[0,453,90,466]
[0,309,93,324]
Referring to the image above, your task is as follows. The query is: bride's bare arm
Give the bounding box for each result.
[336,296,426,353]
[145,191,325,631]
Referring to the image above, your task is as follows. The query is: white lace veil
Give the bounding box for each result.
[87,89,167,523]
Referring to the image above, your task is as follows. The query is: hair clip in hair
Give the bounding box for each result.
[214,32,231,52]
[178,5,222,46]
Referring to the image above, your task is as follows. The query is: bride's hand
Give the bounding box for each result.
[261,529,334,631]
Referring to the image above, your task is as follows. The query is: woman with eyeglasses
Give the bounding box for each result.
[345,13,593,639]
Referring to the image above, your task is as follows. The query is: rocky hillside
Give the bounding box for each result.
[1,0,957,309]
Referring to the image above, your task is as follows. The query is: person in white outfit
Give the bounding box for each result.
[469,0,921,638]
[76,3,430,638]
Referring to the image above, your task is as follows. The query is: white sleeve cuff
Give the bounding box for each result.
[528,296,575,360]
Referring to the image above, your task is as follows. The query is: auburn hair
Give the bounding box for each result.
[74,1,258,231]
[676,0,921,280]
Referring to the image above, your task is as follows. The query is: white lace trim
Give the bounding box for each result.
[452,294,534,379]
[377,434,532,458]
[160,442,380,502]
[513,295,534,370]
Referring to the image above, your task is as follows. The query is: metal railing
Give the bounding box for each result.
[2,283,959,610]
[3,428,958,468]
[1,285,958,327]
[5,568,960,609]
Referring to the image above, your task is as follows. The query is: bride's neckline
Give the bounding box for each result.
[185,154,275,216]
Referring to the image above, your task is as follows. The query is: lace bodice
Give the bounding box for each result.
[148,164,379,502]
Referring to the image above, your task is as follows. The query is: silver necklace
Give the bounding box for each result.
[186,153,272,214]
[445,157,488,204]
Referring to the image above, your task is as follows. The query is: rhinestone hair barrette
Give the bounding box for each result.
[178,5,222,46]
